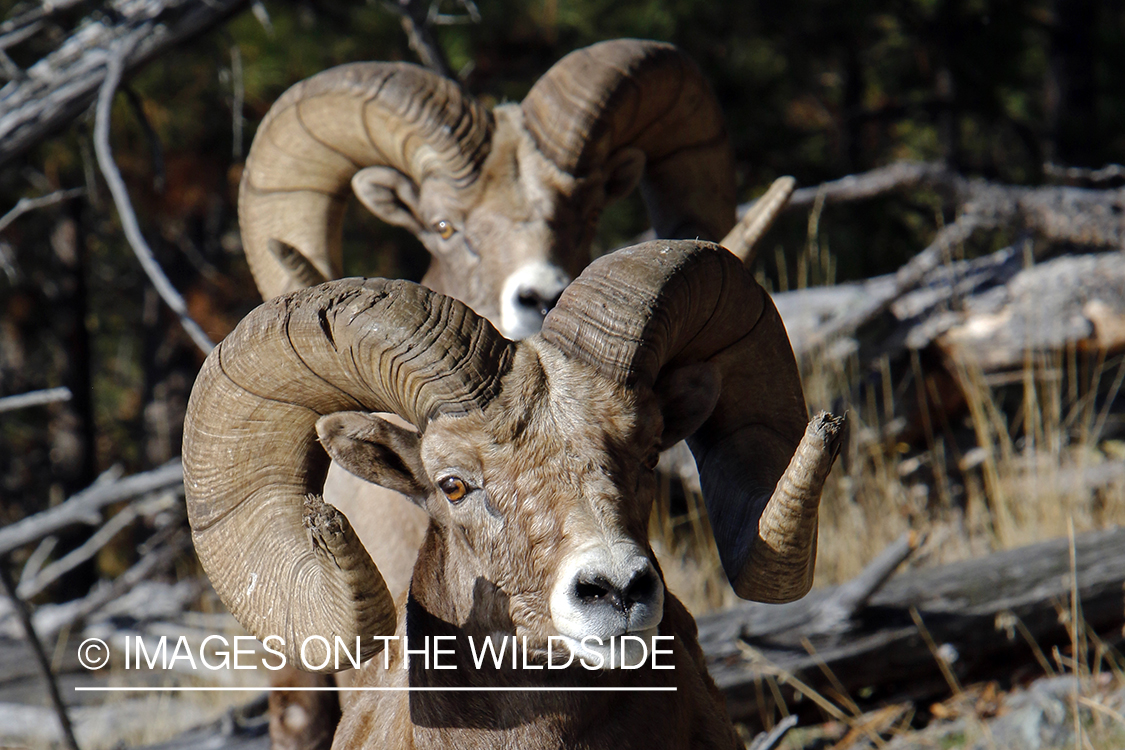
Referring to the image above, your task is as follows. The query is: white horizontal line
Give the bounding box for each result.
[75,686,677,693]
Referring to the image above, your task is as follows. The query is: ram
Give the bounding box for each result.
[241,40,743,745]
[183,240,843,750]
[239,39,736,341]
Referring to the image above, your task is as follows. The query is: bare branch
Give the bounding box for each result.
[15,493,178,600]
[427,0,482,25]
[0,238,16,282]
[0,0,249,167]
[0,0,85,37]
[796,215,980,351]
[747,715,798,750]
[784,161,953,210]
[383,0,453,77]
[250,0,273,35]
[0,188,84,234]
[0,386,73,413]
[1045,161,1125,185]
[17,536,58,589]
[93,43,215,355]
[811,531,923,632]
[24,532,193,641]
[123,85,165,193]
[777,161,1125,252]
[0,563,80,750]
[0,460,183,557]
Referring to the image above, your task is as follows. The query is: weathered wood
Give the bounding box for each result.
[0,0,248,167]
[780,162,1125,253]
[0,561,79,750]
[0,385,73,413]
[933,252,1125,372]
[0,460,182,556]
[697,526,1125,728]
[774,245,1125,374]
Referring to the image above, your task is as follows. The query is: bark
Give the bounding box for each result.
[0,0,249,168]
[697,527,1125,728]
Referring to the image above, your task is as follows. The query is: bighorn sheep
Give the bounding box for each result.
[242,40,741,745]
[184,240,843,749]
[238,39,736,340]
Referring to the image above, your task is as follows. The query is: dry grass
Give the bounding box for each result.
[653,340,1125,609]
[722,526,1125,749]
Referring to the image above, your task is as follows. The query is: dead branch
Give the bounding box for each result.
[0,460,183,557]
[20,531,193,641]
[0,562,80,750]
[810,531,923,633]
[796,214,982,351]
[0,0,249,168]
[0,0,86,38]
[699,527,1125,728]
[93,43,214,355]
[785,161,954,210]
[17,536,59,590]
[1044,162,1125,186]
[0,188,84,234]
[773,161,1125,256]
[747,715,798,750]
[383,0,453,77]
[15,493,178,600]
[0,386,73,413]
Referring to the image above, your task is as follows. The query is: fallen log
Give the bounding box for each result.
[931,252,1125,372]
[774,247,1125,375]
[696,526,1125,729]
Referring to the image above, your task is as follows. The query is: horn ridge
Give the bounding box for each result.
[522,40,735,242]
[240,62,492,300]
[184,278,513,667]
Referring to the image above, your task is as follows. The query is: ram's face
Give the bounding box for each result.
[316,341,668,668]
[410,107,615,340]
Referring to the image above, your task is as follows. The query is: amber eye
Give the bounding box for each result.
[434,220,455,240]
[438,476,469,503]
[643,452,660,471]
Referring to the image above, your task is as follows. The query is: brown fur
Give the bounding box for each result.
[268,667,342,750]
[404,107,622,329]
[324,342,741,749]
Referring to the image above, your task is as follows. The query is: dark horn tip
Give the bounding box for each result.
[810,411,846,447]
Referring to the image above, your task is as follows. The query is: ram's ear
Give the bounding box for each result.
[654,362,721,450]
[316,412,431,498]
[352,166,426,235]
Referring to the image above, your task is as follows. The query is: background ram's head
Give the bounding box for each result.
[239,39,736,339]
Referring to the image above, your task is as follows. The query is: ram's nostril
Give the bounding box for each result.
[623,569,658,605]
[575,576,615,604]
[516,289,560,318]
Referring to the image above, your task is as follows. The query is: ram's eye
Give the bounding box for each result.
[434,220,455,240]
[438,476,469,503]
[643,452,660,471]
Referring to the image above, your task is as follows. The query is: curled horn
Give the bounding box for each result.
[521,39,736,242]
[239,63,493,299]
[541,240,844,603]
[183,279,513,669]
